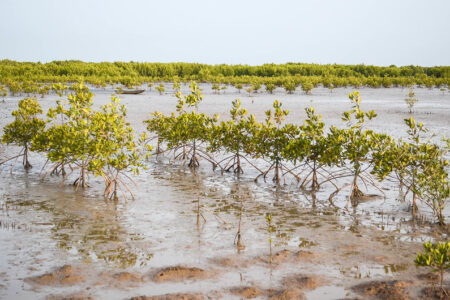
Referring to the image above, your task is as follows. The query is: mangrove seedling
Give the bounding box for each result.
[416,241,450,293]
[209,99,262,175]
[212,83,220,94]
[265,83,276,94]
[252,100,300,184]
[283,79,297,94]
[266,213,274,265]
[1,98,45,169]
[405,86,418,114]
[301,80,314,94]
[235,83,243,93]
[156,83,165,95]
[0,85,8,102]
[338,91,380,206]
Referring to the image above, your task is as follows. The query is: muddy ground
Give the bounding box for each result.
[0,84,449,299]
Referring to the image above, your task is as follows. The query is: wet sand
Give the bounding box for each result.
[0,85,449,299]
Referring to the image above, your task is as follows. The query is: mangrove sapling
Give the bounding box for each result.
[416,241,450,295]
[51,83,68,97]
[212,83,220,94]
[283,79,297,94]
[285,107,339,191]
[245,86,254,97]
[147,82,154,90]
[172,80,181,93]
[235,83,243,93]
[221,85,228,94]
[301,80,314,94]
[0,85,8,102]
[149,82,218,169]
[251,82,262,93]
[405,86,418,114]
[391,117,435,219]
[416,145,449,225]
[265,83,276,94]
[252,101,300,184]
[1,98,45,169]
[38,85,51,98]
[90,96,148,201]
[338,91,380,206]
[209,99,262,175]
[156,83,165,95]
[40,83,96,189]
[144,111,171,156]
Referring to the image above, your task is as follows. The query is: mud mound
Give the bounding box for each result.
[209,257,246,268]
[152,266,207,282]
[422,287,450,300]
[130,294,205,300]
[113,272,143,283]
[254,249,293,266]
[27,265,85,286]
[282,274,322,290]
[229,286,263,299]
[352,280,413,300]
[293,250,320,262]
[268,288,305,300]
[272,250,292,264]
[47,293,94,300]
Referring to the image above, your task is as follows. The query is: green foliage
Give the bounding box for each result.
[172,80,181,93]
[405,87,418,113]
[285,107,341,190]
[416,241,450,290]
[251,81,262,93]
[265,83,276,94]
[283,79,297,94]
[155,83,165,95]
[209,99,256,174]
[212,83,220,94]
[145,81,217,169]
[337,91,380,204]
[37,83,96,188]
[301,80,314,94]
[1,98,45,169]
[90,96,148,200]
[0,85,8,100]
[252,100,299,184]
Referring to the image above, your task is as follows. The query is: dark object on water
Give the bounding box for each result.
[115,89,145,95]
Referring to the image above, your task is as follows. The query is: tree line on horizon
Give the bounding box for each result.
[0,60,449,94]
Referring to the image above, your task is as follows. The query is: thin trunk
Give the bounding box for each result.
[236,199,244,251]
[23,145,31,169]
[196,196,200,227]
[81,165,86,188]
[311,160,318,190]
[274,160,280,185]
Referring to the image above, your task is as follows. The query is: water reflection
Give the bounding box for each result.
[2,176,153,268]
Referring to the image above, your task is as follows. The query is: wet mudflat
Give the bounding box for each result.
[0,85,449,299]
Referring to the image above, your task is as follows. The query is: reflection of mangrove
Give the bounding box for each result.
[6,197,153,268]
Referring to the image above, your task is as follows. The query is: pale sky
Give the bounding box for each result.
[1,0,449,66]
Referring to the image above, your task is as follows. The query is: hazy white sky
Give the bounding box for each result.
[0,0,449,66]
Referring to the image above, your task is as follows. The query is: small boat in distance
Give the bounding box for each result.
[115,89,145,95]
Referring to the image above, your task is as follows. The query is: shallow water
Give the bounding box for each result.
[0,85,449,299]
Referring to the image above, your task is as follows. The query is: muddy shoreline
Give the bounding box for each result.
[0,85,449,299]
